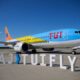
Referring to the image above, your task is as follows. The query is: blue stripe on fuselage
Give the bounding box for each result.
[32,28,80,42]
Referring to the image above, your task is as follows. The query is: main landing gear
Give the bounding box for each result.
[72,50,77,55]
[32,49,37,53]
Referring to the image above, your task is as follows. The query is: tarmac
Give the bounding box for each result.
[0,49,80,80]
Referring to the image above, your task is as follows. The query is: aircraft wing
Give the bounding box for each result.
[0,46,12,49]
[72,46,80,50]
[0,41,11,44]
[0,41,19,45]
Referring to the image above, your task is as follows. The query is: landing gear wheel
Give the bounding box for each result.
[32,49,37,53]
[72,51,76,55]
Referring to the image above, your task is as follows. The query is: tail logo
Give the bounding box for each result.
[4,26,12,41]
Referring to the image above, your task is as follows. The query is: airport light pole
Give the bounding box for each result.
[0,32,2,41]
[0,32,2,40]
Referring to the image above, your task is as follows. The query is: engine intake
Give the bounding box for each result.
[22,43,28,52]
[14,42,28,52]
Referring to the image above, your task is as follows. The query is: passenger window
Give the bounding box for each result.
[79,31,80,33]
[75,31,78,33]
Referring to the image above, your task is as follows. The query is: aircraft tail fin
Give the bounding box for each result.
[4,26,13,41]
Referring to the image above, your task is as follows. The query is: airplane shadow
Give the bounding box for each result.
[27,51,80,55]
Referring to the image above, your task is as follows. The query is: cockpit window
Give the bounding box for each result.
[75,31,80,34]
[75,31,78,33]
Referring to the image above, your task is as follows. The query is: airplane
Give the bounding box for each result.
[0,26,80,55]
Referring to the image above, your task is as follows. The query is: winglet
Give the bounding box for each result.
[4,26,13,41]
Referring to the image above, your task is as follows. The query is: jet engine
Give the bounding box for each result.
[14,42,28,52]
[42,48,54,51]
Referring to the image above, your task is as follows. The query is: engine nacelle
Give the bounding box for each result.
[14,42,28,52]
[42,48,54,51]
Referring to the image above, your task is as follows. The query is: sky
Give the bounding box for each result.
[0,0,80,41]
